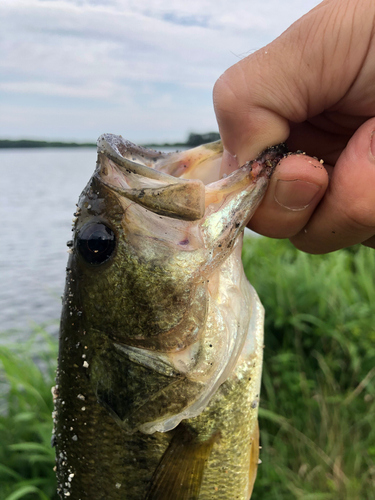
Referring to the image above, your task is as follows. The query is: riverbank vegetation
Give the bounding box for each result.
[0,140,97,149]
[144,132,221,148]
[1,239,374,499]
[0,132,220,150]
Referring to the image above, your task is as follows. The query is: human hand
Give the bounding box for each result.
[213,0,375,253]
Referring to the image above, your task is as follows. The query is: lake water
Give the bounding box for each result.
[0,146,186,339]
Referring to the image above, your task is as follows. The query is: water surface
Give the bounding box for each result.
[0,146,186,339]
[1,148,97,337]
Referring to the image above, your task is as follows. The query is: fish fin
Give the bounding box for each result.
[145,425,218,500]
[248,422,260,499]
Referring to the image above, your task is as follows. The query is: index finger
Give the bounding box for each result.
[213,0,374,164]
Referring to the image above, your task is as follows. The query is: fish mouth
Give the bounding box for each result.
[95,133,286,222]
[96,134,208,221]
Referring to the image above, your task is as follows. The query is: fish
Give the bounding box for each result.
[53,134,286,500]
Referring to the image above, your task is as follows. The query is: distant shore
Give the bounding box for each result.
[0,139,96,149]
[0,132,220,150]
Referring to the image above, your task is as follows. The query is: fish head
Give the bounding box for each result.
[67,134,286,433]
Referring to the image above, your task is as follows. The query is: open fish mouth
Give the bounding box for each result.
[81,134,286,434]
[96,133,284,221]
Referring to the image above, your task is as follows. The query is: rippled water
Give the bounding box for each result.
[1,148,96,337]
[0,146,186,339]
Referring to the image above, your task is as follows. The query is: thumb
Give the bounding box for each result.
[290,117,375,253]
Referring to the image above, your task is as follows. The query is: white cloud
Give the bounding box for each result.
[0,80,134,99]
[0,0,323,141]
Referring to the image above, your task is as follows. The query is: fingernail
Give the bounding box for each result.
[370,131,375,159]
[274,179,321,211]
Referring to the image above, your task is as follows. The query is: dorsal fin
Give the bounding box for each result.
[248,422,260,498]
[145,425,218,500]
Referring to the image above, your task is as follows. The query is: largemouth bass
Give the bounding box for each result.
[54,135,286,500]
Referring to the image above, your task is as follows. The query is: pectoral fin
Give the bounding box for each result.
[248,422,260,499]
[145,425,218,500]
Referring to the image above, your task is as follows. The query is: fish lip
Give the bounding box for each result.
[97,133,196,186]
[97,133,168,163]
[246,143,288,180]
[96,135,288,207]
[97,134,287,185]
[96,135,207,221]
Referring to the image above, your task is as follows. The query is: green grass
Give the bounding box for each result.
[0,239,374,499]
[243,238,375,500]
[0,324,58,500]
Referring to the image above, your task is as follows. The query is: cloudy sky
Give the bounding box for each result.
[1,0,322,143]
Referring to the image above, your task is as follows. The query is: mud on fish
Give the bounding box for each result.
[54,135,286,500]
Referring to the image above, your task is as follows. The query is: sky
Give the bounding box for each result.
[0,0,322,144]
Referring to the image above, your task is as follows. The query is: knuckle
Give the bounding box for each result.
[212,77,226,111]
[341,201,375,232]
[213,69,241,113]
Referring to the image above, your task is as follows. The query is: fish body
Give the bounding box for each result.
[54,136,285,499]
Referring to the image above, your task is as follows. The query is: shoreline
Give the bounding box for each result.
[0,132,220,150]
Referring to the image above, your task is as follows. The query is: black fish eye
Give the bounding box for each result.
[76,223,116,265]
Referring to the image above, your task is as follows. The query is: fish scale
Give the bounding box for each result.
[55,135,286,499]
[56,306,171,499]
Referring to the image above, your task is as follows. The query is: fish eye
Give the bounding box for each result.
[76,223,116,265]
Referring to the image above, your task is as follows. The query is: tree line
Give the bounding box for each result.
[0,132,221,149]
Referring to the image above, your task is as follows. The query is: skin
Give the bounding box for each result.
[213,0,375,254]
